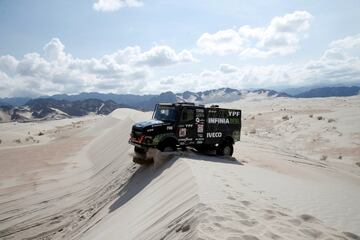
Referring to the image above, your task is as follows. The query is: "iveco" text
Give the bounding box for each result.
[207,132,222,138]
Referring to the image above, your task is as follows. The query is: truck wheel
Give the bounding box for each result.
[158,141,177,152]
[133,154,153,165]
[216,142,234,156]
[134,146,146,154]
[133,147,152,165]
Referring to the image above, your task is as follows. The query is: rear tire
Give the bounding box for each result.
[216,141,234,156]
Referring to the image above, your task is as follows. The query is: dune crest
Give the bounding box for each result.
[1,98,360,239]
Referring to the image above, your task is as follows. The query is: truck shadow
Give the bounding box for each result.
[180,149,243,165]
[109,155,177,213]
[109,151,242,213]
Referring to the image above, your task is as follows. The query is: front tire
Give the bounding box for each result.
[134,146,146,154]
[158,141,177,152]
[216,141,234,156]
[133,154,153,165]
[133,146,152,165]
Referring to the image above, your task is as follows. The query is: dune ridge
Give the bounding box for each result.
[0,99,359,239]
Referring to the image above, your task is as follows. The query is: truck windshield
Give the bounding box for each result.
[153,105,177,122]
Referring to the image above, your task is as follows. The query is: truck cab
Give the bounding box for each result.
[129,102,241,164]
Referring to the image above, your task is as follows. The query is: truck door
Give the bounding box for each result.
[177,107,196,145]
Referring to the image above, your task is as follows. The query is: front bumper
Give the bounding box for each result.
[129,136,155,148]
[128,139,144,148]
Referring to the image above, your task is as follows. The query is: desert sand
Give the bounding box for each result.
[0,96,359,240]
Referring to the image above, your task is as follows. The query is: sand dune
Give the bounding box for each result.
[0,99,360,239]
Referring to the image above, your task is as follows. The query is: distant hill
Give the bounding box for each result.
[0,97,31,106]
[0,98,125,123]
[251,89,290,97]
[294,86,360,98]
[176,88,243,104]
[0,88,291,112]
[282,82,360,96]
[46,92,155,107]
[3,85,359,117]
[136,91,177,111]
[176,88,289,104]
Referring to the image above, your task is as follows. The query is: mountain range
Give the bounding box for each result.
[0,98,124,123]
[0,87,289,108]
[0,86,359,122]
[294,86,360,98]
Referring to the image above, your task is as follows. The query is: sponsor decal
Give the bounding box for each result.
[195,117,200,123]
[179,137,193,142]
[208,118,230,124]
[167,126,173,130]
[185,124,193,128]
[229,118,240,124]
[179,128,187,137]
[229,111,241,117]
[197,124,204,133]
[196,109,204,118]
[207,132,222,138]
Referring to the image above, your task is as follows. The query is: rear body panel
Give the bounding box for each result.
[204,108,241,145]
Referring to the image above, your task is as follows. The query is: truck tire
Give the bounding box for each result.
[134,146,146,154]
[216,141,234,156]
[133,154,153,165]
[133,147,152,165]
[158,140,177,152]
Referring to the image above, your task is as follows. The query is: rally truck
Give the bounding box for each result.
[129,102,241,164]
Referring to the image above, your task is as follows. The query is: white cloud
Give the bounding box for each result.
[1,34,359,97]
[93,0,143,12]
[196,29,245,56]
[136,46,195,67]
[0,55,18,75]
[219,64,238,74]
[329,34,360,49]
[0,38,194,97]
[43,38,68,62]
[197,11,313,57]
[101,45,195,67]
[156,34,360,93]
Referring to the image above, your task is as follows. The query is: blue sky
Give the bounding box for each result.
[0,0,359,97]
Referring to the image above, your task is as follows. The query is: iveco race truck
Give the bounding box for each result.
[129,102,242,164]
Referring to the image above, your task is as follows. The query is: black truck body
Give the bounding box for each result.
[129,102,241,163]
